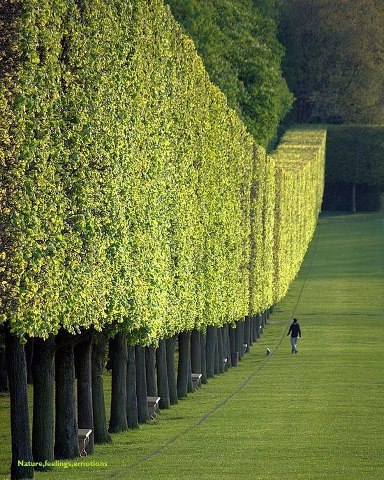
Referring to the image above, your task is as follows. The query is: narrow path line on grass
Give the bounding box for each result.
[109,227,322,477]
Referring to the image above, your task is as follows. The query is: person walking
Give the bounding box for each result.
[287,318,301,353]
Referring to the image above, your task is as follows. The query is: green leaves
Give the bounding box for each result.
[165,0,293,147]
[1,1,324,343]
[271,127,327,302]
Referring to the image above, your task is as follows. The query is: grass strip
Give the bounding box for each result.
[1,212,383,479]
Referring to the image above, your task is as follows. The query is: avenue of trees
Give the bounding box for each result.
[0,1,327,479]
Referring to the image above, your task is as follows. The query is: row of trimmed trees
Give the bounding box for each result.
[2,312,270,478]
[0,0,326,478]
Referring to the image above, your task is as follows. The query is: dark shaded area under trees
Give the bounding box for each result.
[323,126,384,212]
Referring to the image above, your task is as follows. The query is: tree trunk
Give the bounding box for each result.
[187,357,193,393]
[190,329,201,374]
[55,343,79,459]
[230,324,238,366]
[126,345,138,429]
[5,331,34,479]
[24,338,34,385]
[177,331,191,399]
[252,315,258,342]
[256,313,262,337]
[165,336,177,405]
[145,346,157,396]
[218,327,225,374]
[223,324,230,371]
[235,320,244,359]
[135,345,148,423]
[249,316,254,346]
[214,329,220,375]
[229,324,236,353]
[244,316,251,352]
[75,335,94,454]
[91,334,111,443]
[200,332,207,384]
[32,336,56,469]
[0,348,9,392]
[206,326,216,378]
[109,333,128,433]
[156,338,170,409]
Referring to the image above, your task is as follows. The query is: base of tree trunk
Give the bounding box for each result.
[190,330,201,374]
[109,333,128,433]
[145,346,157,397]
[235,320,244,359]
[75,335,94,454]
[54,342,79,459]
[223,324,230,371]
[244,316,251,351]
[157,339,170,409]
[214,329,220,374]
[165,337,177,405]
[5,331,34,479]
[218,327,225,374]
[206,326,216,378]
[177,331,191,399]
[92,335,112,443]
[135,345,149,423]
[126,345,139,429]
[256,314,262,338]
[32,336,56,469]
[200,333,207,384]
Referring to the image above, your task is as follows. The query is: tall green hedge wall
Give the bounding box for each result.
[0,0,326,343]
[271,128,326,302]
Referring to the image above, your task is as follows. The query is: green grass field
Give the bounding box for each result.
[1,212,383,479]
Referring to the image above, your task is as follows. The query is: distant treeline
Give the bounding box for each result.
[278,0,384,211]
[165,0,293,148]
[323,126,384,212]
[280,0,384,125]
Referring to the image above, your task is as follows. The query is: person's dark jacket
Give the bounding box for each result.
[287,322,301,338]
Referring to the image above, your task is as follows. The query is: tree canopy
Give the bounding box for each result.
[0,0,325,342]
[280,0,384,124]
[165,0,293,147]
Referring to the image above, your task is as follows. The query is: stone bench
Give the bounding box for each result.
[147,396,161,420]
[78,428,92,457]
[191,373,202,391]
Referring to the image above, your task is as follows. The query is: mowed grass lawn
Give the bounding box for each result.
[1,212,383,479]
